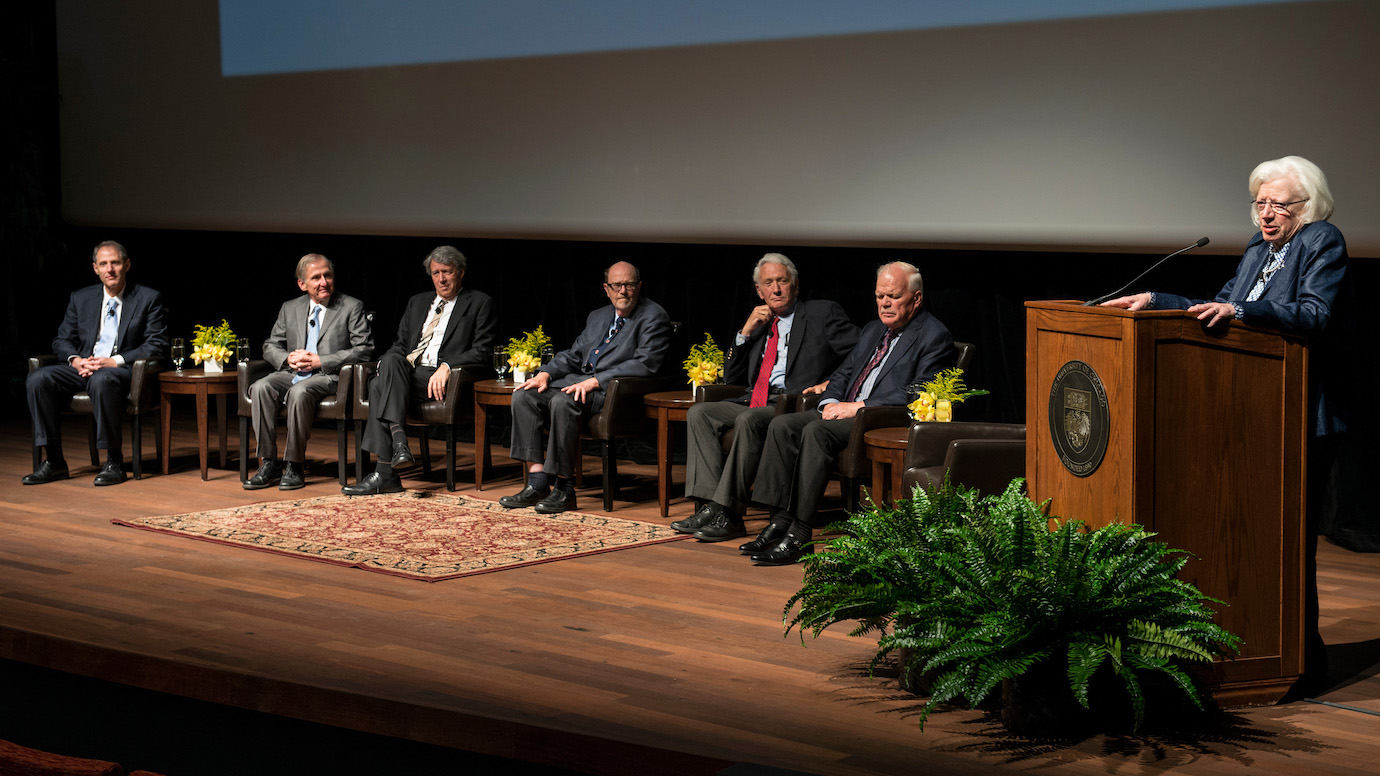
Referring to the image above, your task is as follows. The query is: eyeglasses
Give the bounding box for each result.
[1251,198,1308,214]
[604,282,640,291]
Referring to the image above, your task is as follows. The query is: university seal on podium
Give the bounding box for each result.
[1047,360,1109,477]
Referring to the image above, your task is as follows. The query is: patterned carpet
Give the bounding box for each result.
[112,492,687,581]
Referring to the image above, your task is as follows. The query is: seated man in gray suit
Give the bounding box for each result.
[344,245,496,496]
[24,240,167,486]
[499,261,672,514]
[672,253,858,542]
[746,261,956,566]
[243,253,374,490]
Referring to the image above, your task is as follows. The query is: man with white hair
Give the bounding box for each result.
[674,253,858,542]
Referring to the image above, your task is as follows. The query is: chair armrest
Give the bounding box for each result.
[589,375,665,439]
[353,361,378,416]
[902,421,1026,470]
[29,355,58,372]
[694,383,747,403]
[237,359,273,415]
[128,357,166,413]
[837,404,912,479]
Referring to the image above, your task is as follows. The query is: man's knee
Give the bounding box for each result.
[86,368,127,397]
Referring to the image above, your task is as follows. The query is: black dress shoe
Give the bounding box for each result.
[534,488,577,514]
[499,484,551,509]
[279,462,305,491]
[243,460,283,490]
[671,502,721,534]
[342,471,404,496]
[694,511,746,542]
[390,441,416,471]
[751,535,809,566]
[22,460,69,485]
[739,521,791,555]
[93,459,127,486]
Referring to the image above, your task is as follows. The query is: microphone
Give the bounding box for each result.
[1083,237,1210,307]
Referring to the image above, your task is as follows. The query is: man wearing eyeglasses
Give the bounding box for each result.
[499,261,671,514]
[1100,155,1354,696]
[672,253,858,542]
[344,246,495,495]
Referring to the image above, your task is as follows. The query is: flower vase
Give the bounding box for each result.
[935,399,952,422]
[203,359,224,374]
[513,370,529,383]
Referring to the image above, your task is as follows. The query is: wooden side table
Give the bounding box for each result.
[863,426,910,506]
[643,390,696,517]
[473,378,520,491]
[159,367,238,480]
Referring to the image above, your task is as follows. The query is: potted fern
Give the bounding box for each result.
[786,479,1241,736]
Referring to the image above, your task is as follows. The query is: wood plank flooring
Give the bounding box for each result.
[1,413,1378,775]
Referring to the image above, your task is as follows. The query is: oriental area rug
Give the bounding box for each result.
[112,493,687,581]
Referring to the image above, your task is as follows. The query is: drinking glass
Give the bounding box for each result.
[236,337,251,363]
[170,338,185,371]
[540,345,554,365]
[493,348,510,384]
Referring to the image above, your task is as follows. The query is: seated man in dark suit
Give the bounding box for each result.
[24,240,168,486]
[343,246,496,495]
[672,253,859,542]
[746,261,956,565]
[243,253,374,491]
[499,261,672,514]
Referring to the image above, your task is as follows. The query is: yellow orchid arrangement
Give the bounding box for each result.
[908,367,988,422]
[684,333,724,387]
[190,319,236,364]
[506,326,552,373]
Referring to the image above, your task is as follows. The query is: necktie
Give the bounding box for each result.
[749,318,780,408]
[845,329,897,402]
[407,300,445,366]
[586,317,626,369]
[293,305,321,384]
[93,299,118,358]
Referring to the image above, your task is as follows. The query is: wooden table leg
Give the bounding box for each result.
[474,399,488,490]
[161,394,173,475]
[195,386,209,480]
[889,450,905,505]
[216,394,229,469]
[654,408,672,518]
[871,459,889,505]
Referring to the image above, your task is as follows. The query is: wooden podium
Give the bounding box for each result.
[1025,300,1308,706]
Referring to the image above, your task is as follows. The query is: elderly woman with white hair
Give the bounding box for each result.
[1102,155,1355,694]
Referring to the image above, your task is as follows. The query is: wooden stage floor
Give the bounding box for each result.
[2,415,1379,775]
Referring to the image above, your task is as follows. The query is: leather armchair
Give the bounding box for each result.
[582,375,667,511]
[352,362,486,492]
[28,355,164,479]
[237,359,355,485]
[900,422,1026,497]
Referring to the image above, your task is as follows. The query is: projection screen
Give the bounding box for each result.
[55,0,1379,255]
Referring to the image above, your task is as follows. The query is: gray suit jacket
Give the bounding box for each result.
[262,292,375,380]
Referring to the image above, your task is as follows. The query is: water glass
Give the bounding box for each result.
[236,337,251,363]
[493,349,510,384]
[170,338,185,371]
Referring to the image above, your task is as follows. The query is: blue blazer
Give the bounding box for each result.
[542,298,673,389]
[1151,220,1353,436]
[818,309,956,407]
[52,282,168,364]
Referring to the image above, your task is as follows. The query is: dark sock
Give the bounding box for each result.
[388,423,408,446]
[105,451,123,466]
[554,476,574,494]
[785,520,812,543]
[376,462,394,478]
[527,470,550,490]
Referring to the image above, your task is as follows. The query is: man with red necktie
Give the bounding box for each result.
[673,253,858,542]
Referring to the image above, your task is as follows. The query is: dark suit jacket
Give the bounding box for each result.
[542,298,672,389]
[1151,220,1353,436]
[262,292,375,379]
[818,309,956,407]
[723,299,859,399]
[385,287,496,368]
[53,281,168,364]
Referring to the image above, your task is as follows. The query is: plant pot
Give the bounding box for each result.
[513,370,529,383]
[1000,659,1091,738]
[894,645,938,695]
[202,359,224,374]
